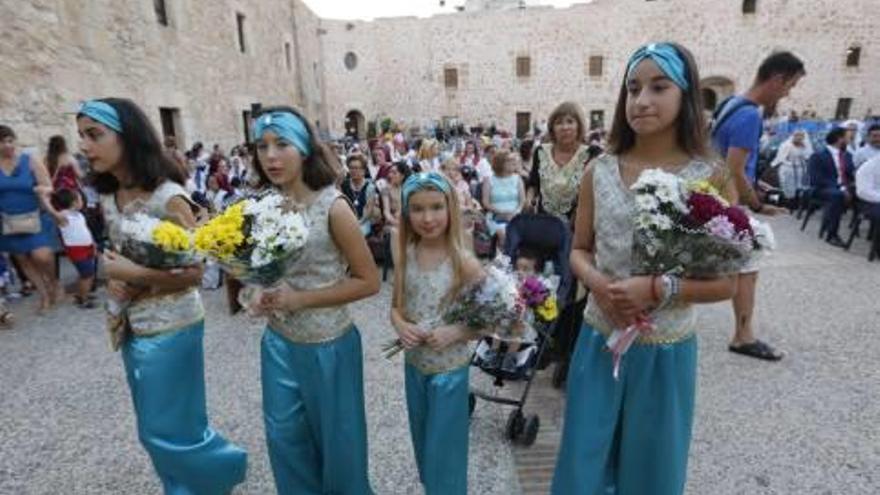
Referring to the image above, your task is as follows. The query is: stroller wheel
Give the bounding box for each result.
[552,361,569,389]
[468,393,476,417]
[521,415,540,446]
[505,409,525,441]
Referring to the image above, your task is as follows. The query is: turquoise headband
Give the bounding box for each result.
[77,100,122,133]
[626,43,689,90]
[401,172,452,214]
[253,111,312,158]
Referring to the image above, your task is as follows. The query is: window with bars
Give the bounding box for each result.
[742,0,757,14]
[589,56,603,77]
[516,56,531,77]
[444,68,458,89]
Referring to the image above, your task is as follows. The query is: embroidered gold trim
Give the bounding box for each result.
[268,319,355,344]
[130,315,206,338]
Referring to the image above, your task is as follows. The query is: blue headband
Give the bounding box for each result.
[626,43,690,90]
[401,172,452,214]
[77,100,122,133]
[253,111,312,158]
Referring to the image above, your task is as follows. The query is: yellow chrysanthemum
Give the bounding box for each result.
[152,221,192,252]
[689,180,719,196]
[193,202,247,260]
[536,297,558,321]
[688,179,730,207]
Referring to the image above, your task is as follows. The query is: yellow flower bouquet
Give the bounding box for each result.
[116,212,196,269]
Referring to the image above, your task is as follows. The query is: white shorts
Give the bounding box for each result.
[738,250,763,274]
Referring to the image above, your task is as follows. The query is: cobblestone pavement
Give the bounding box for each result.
[510,216,880,494]
[0,276,519,494]
[1,215,878,494]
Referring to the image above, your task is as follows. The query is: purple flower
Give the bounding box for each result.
[520,276,549,307]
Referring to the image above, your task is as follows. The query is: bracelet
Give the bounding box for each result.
[659,274,681,308]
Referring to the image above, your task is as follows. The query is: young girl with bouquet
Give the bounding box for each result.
[77,98,247,493]
[552,43,738,495]
[390,172,484,494]
[249,106,380,494]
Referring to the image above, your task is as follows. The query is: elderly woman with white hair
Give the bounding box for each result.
[772,128,813,200]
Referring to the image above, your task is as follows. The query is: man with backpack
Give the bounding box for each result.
[711,51,805,361]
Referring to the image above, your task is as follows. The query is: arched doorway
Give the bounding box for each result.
[700,76,735,111]
[345,110,365,139]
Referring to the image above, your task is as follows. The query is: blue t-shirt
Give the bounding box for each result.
[712,96,762,181]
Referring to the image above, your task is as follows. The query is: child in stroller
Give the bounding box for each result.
[467,213,571,446]
[472,212,570,381]
[474,247,550,378]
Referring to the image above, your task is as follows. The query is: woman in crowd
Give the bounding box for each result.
[229,145,249,182]
[459,140,481,170]
[441,156,480,251]
[163,135,188,181]
[341,153,379,236]
[771,128,812,201]
[418,138,441,172]
[526,101,592,223]
[0,125,65,314]
[371,142,392,183]
[46,135,83,197]
[552,42,737,495]
[381,161,411,234]
[481,150,525,247]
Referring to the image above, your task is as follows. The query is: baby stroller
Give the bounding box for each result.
[468,213,572,447]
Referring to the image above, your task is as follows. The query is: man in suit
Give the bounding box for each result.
[808,127,855,247]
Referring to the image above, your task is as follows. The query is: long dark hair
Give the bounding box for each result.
[251,105,341,191]
[607,42,708,158]
[46,135,68,177]
[79,98,186,194]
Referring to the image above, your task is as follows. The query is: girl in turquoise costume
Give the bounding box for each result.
[551,43,738,495]
[249,106,380,495]
[76,98,247,494]
[391,172,484,494]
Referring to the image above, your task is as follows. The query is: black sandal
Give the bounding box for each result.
[728,340,784,361]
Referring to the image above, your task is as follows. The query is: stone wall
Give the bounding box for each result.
[320,0,879,137]
[0,0,323,151]
[3,0,876,150]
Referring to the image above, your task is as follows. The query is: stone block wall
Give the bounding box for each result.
[0,0,322,151]
[320,0,879,136]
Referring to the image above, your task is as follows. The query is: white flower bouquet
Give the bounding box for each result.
[382,256,525,359]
